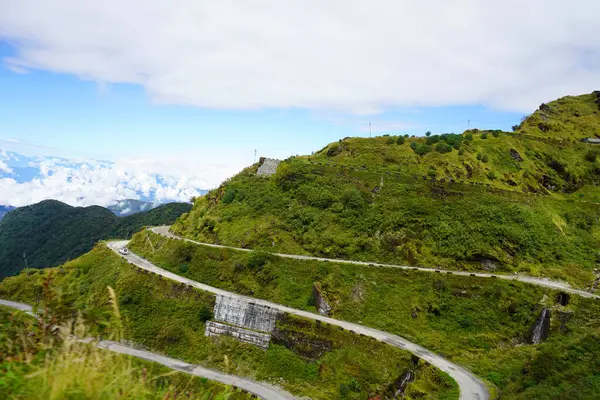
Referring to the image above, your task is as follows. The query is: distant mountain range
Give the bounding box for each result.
[0,199,192,279]
[0,201,157,220]
[107,199,158,216]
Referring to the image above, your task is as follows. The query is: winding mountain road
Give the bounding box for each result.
[107,240,489,400]
[0,299,296,400]
[151,226,600,300]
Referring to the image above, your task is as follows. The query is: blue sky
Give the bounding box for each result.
[0,50,523,164]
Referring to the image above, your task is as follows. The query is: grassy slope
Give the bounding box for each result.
[518,92,600,140]
[130,230,600,399]
[0,200,192,279]
[0,309,250,400]
[171,92,600,286]
[0,246,456,400]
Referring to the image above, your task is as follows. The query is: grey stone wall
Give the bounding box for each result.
[205,321,271,349]
[257,158,281,176]
[213,295,280,333]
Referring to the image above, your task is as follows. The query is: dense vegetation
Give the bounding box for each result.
[0,246,457,400]
[0,199,192,279]
[130,230,600,399]
[172,92,600,286]
[0,306,250,399]
[0,205,15,221]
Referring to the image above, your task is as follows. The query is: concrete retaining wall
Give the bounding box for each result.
[213,295,279,333]
[257,158,281,176]
[205,321,271,349]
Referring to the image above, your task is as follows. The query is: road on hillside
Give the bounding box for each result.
[0,299,296,400]
[107,240,489,400]
[151,226,600,300]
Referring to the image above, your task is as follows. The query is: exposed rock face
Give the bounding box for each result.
[464,163,473,178]
[480,259,498,271]
[541,175,557,191]
[271,326,333,360]
[256,158,281,176]
[312,283,332,316]
[411,307,420,319]
[205,321,271,349]
[326,145,343,157]
[351,284,365,302]
[385,369,415,399]
[556,310,574,333]
[529,307,551,344]
[557,292,570,306]
[510,149,523,162]
[538,122,550,133]
[589,272,600,293]
[213,295,279,332]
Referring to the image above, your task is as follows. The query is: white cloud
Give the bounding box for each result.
[0,155,242,207]
[1,1,599,114]
[0,160,14,174]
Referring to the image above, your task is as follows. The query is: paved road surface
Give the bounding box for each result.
[151,226,599,300]
[0,299,296,400]
[108,240,489,400]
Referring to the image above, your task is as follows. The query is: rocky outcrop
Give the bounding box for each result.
[205,321,271,349]
[312,283,332,316]
[351,284,365,302]
[529,307,551,344]
[384,369,415,399]
[480,259,497,271]
[593,90,600,108]
[326,145,343,157]
[271,326,333,360]
[463,163,473,178]
[213,295,279,333]
[589,269,600,293]
[556,310,574,333]
[538,122,550,133]
[510,149,523,162]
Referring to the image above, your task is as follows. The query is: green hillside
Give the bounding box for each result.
[0,246,457,400]
[129,229,600,399]
[0,200,192,279]
[172,92,600,286]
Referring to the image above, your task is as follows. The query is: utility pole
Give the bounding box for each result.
[467,119,471,130]
[23,252,29,269]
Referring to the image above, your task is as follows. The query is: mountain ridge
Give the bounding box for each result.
[0,199,192,279]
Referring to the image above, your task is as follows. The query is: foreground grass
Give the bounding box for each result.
[131,230,600,399]
[0,246,456,400]
[0,309,248,400]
